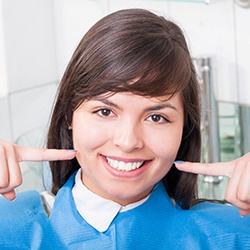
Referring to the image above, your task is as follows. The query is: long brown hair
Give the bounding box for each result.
[47,9,201,209]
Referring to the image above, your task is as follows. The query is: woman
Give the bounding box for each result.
[0,9,249,249]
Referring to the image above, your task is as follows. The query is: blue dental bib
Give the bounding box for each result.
[50,173,250,249]
[0,172,250,249]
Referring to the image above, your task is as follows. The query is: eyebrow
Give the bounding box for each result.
[144,103,178,112]
[93,97,178,112]
[94,98,120,108]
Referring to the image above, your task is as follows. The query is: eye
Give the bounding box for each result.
[94,108,114,117]
[147,114,170,124]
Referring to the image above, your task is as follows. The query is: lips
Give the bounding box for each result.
[106,157,144,172]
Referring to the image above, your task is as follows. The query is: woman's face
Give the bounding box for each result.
[72,91,184,205]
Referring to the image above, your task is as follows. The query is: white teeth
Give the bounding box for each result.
[106,157,144,172]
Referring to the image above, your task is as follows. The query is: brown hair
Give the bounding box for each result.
[47,9,201,209]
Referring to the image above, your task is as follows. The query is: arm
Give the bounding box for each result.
[0,139,76,200]
[174,152,250,216]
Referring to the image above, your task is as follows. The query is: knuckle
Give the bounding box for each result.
[0,178,22,193]
[242,152,250,161]
[224,191,234,204]
[1,141,14,151]
[13,176,22,187]
[0,179,9,188]
[237,192,250,203]
[41,148,47,161]
[247,162,250,168]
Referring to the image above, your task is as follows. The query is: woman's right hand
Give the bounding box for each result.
[0,139,76,201]
[175,152,250,216]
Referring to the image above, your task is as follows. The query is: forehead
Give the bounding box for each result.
[88,92,183,111]
[96,91,181,101]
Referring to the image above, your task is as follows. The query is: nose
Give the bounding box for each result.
[112,118,143,153]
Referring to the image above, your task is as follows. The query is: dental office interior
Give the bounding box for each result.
[0,0,249,200]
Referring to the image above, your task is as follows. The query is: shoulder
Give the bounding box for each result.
[187,201,250,248]
[191,199,242,214]
[0,190,66,249]
[0,190,48,229]
[0,190,44,217]
[190,200,250,231]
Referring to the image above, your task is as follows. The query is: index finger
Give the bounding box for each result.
[174,160,235,178]
[15,145,77,162]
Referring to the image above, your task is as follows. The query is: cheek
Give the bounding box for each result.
[72,115,110,151]
[72,127,103,151]
[149,127,183,160]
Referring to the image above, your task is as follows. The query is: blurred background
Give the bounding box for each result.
[0,0,249,198]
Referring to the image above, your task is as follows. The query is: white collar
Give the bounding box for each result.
[72,169,149,232]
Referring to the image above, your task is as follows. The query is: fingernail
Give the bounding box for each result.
[174,160,184,164]
[68,149,77,152]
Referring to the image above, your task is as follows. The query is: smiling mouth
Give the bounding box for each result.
[106,157,144,172]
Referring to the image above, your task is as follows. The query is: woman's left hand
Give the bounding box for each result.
[174,152,250,216]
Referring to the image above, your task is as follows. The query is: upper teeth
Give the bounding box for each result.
[106,157,144,171]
